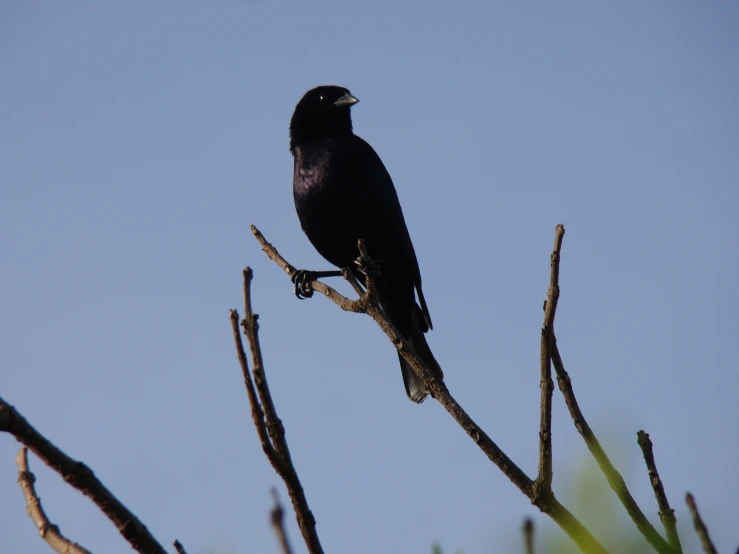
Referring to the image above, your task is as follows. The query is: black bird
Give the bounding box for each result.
[289,85,443,403]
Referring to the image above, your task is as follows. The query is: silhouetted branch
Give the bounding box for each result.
[550,343,676,554]
[534,224,565,494]
[0,396,170,554]
[251,224,607,554]
[637,431,681,551]
[686,493,716,554]
[230,267,323,554]
[271,488,294,554]
[15,446,92,554]
[523,517,535,554]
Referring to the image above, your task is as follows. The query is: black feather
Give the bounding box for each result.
[290,85,443,403]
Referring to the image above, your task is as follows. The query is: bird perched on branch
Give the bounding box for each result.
[289,85,443,403]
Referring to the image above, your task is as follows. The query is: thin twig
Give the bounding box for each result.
[550,342,676,554]
[250,224,608,554]
[534,224,565,495]
[230,268,324,554]
[252,225,368,314]
[637,431,682,551]
[686,493,717,554]
[16,447,92,554]
[523,517,535,554]
[271,488,294,554]
[0,396,168,554]
[230,309,279,468]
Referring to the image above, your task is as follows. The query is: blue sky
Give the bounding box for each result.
[1,2,737,553]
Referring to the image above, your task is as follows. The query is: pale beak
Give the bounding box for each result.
[334,92,359,107]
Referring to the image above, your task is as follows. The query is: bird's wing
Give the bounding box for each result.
[349,135,433,330]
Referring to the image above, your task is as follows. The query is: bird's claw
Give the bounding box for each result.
[292,270,315,299]
[354,256,383,280]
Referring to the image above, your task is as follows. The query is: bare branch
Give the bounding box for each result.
[550,343,676,554]
[534,224,565,495]
[16,447,92,554]
[250,225,608,554]
[686,493,717,554]
[252,226,532,491]
[0,396,169,554]
[230,306,281,469]
[252,225,368,313]
[637,431,682,551]
[271,488,294,554]
[523,517,535,554]
[230,267,324,554]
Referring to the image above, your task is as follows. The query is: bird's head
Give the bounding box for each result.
[289,85,359,151]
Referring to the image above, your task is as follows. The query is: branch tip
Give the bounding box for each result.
[552,342,675,554]
[686,493,717,554]
[637,430,681,551]
[523,517,535,554]
[16,446,93,554]
[270,488,293,554]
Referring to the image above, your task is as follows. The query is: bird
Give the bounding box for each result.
[289,85,444,403]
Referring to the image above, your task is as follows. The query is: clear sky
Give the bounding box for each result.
[2,2,737,553]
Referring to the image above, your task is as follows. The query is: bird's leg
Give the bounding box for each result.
[353,256,383,280]
[291,269,343,299]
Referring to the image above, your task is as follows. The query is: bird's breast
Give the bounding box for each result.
[292,148,334,195]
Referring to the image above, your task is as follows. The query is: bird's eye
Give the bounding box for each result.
[319,95,324,102]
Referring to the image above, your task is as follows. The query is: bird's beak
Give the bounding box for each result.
[334,92,359,107]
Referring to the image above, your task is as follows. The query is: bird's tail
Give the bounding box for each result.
[400,319,444,403]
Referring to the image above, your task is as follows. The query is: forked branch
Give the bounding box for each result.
[534,224,565,495]
[0,396,175,554]
[230,267,323,554]
[250,224,607,554]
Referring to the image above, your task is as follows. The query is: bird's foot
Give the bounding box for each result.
[354,256,383,280]
[291,268,343,299]
[292,270,316,299]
